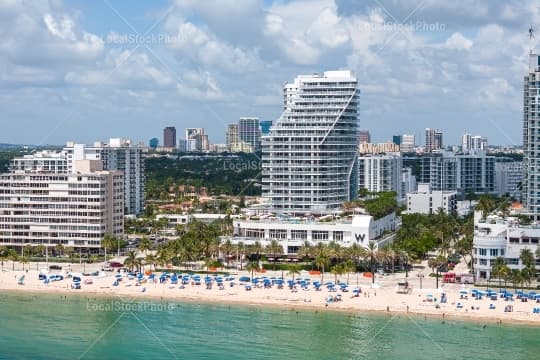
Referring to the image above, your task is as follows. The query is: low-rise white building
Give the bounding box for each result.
[223,213,398,255]
[406,183,457,214]
[473,212,540,279]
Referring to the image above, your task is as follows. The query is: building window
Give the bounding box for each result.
[312,231,329,241]
[269,229,287,240]
[333,231,343,241]
[489,249,498,257]
[291,230,307,240]
[506,258,519,265]
[479,259,487,266]
[479,248,487,256]
[245,229,265,239]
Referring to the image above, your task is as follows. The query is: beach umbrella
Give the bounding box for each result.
[239,276,250,282]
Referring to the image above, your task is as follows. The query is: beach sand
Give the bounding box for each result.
[1,263,539,325]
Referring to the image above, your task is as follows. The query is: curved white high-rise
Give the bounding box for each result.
[261,70,359,214]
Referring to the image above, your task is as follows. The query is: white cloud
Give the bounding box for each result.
[445,32,473,50]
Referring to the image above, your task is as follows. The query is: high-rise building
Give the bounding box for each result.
[420,152,495,194]
[10,150,67,173]
[392,135,402,146]
[425,128,443,152]
[358,130,371,144]
[522,53,540,214]
[239,117,261,151]
[63,138,145,215]
[358,154,403,201]
[185,128,208,152]
[149,137,159,149]
[400,134,415,153]
[262,70,359,214]
[163,126,176,148]
[495,161,523,200]
[462,133,487,153]
[259,120,273,135]
[226,124,239,150]
[0,159,124,252]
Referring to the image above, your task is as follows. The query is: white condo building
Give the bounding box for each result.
[522,53,540,216]
[358,154,403,201]
[63,138,145,215]
[400,134,415,153]
[261,70,359,214]
[0,160,124,251]
[406,183,457,215]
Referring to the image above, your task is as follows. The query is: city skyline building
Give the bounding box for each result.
[400,134,415,153]
[425,128,443,152]
[238,117,261,152]
[262,70,359,214]
[358,130,371,144]
[163,126,176,148]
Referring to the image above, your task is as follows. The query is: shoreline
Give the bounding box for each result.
[2,275,539,327]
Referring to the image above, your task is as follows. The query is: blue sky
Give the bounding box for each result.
[0,0,538,146]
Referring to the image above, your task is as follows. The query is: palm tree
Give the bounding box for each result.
[219,239,234,268]
[145,253,157,271]
[123,251,137,272]
[138,237,153,257]
[0,246,7,271]
[101,235,117,264]
[54,244,64,257]
[246,261,258,281]
[491,257,506,288]
[266,240,283,269]
[364,241,378,284]
[314,247,330,283]
[342,259,356,284]
[7,249,18,271]
[331,264,345,284]
[20,256,29,271]
[476,195,495,219]
[510,269,523,291]
[287,264,301,282]
[297,241,312,262]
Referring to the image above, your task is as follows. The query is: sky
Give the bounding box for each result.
[0,0,539,147]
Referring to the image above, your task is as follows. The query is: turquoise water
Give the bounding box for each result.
[0,292,539,360]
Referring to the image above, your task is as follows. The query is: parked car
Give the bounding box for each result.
[49,265,62,270]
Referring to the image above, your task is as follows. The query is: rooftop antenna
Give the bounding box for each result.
[529,25,535,54]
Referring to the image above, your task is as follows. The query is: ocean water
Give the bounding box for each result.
[0,292,539,360]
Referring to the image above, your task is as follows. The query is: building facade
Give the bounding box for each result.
[238,117,261,152]
[425,128,443,153]
[358,142,400,154]
[406,183,457,214]
[226,124,239,150]
[400,134,415,153]
[261,70,359,214]
[163,126,176,148]
[358,130,371,144]
[522,53,540,215]
[495,161,523,199]
[225,214,397,255]
[64,139,145,215]
[473,213,540,279]
[0,160,124,252]
[259,120,273,135]
[358,154,403,200]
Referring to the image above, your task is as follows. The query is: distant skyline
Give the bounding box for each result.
[1,0,539,146]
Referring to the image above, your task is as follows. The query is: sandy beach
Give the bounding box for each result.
[1,261,539,326]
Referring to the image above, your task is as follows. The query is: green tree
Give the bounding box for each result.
[101,235,117,264]
[314,245,330,283]
[287,264,302,282]
[123,251,137,272]
[138,237,153,256]
[491,257,506,288]
[364,241,378,284]
[246,261,258,281]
